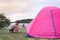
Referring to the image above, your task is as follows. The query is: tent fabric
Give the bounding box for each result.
[26,7,60,38]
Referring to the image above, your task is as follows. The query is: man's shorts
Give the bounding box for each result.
[9,29,14,32]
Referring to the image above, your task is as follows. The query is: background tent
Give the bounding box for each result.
[26,7,60,38]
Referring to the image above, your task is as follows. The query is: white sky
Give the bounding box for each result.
[0,0,60,22]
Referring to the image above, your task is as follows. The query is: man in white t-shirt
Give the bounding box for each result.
[8,21,19,32]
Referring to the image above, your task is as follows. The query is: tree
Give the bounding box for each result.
[18,19,33,23]
[0,14,10,29]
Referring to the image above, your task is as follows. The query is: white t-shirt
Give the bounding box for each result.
[8,23,16,29]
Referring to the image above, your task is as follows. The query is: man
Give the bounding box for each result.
[8,20,19,32]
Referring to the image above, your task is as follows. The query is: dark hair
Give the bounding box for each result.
[15,20,19,23]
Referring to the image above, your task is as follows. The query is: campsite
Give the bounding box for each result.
[0,7,60,40]
[0,0,60,40]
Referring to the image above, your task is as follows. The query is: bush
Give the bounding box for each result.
[0,14,10,29]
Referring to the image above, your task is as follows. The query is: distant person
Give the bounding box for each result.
[8,20,19,32]
[22,23,25,28]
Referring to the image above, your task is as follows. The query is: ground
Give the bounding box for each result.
[0,28,60,40]
[0,28,27,40]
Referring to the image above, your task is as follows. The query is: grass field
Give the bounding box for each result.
[0,28,60,40]
[0,28,28,40]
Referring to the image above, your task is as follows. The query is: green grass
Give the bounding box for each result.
[0,28,28,40]
[0,28,60,40]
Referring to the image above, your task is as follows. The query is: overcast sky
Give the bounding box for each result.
[0,0,60,22]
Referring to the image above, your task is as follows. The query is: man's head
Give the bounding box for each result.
[15,20,19,25]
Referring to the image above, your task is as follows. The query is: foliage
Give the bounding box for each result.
[0,14,10,29]
[18,19,33,23]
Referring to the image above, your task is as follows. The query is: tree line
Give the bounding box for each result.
[0,13,33,29]
[17,19,33,23]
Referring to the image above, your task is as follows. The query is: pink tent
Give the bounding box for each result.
[26,7,60,38]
